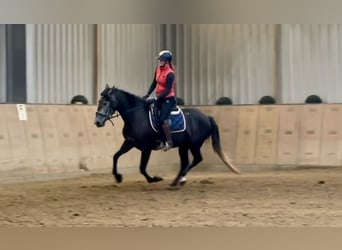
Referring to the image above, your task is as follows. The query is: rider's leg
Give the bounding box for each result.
[161,120,173,150]
[158,98,175,151]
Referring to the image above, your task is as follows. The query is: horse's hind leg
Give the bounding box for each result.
[170,146,203,186]
[170,146,189,187]
[113,140,134,183]
[181,147,203,180]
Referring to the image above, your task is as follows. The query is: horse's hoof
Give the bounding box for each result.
[179,176,187,186]
[169,177,186,187]
[114,174,123,183]
[148,176,163,183]
[154,176,164,182]
[179,180,187,186]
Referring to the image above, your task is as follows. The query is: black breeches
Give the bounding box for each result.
[157,97,176,125]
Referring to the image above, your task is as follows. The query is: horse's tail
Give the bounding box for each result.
[209,116,240,174]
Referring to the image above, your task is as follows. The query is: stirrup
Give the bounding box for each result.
[155,142,165,150]
[163,141,173,151]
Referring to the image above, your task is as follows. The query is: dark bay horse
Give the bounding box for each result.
[94,85,240,186]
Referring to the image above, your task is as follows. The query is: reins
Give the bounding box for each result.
[107,104,145,126]
[97,87,149,126]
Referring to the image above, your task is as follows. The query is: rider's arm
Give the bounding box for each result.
[146,71,157,96]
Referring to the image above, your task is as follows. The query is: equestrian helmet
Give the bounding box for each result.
[156,50,172,62]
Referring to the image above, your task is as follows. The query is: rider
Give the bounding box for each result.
[143,50,176,151]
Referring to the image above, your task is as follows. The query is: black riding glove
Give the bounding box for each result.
[142,94,149,99]
[146,97,157,104]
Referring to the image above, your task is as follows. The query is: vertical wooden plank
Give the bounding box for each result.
[0,105,13,174]
[320,104,342,165]
[298,104,323,165]
[254,105,280,164]
[38,105,63,173]
[235,106,258,164]
[54,106,80,172]
[67,105,94,171]
[24,105,46,174]
[276,105,301,165]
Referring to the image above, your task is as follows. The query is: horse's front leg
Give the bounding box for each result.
[113,140,134,183]
[139,148,163,183]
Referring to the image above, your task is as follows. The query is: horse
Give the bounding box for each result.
[94,85,240,187]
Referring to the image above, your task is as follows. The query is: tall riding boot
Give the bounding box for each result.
[162,121,173,151]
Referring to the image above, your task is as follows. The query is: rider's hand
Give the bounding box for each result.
[146,97,157,104]
[142,94,149,99]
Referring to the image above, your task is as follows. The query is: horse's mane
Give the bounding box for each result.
[112,86,145,105]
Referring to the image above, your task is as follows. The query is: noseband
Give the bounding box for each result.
[95,110,118,126]
[95,110,119,120]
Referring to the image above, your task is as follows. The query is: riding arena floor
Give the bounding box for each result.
[1,165,342,227]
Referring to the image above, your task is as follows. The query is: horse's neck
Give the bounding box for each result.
[116,93,145,123]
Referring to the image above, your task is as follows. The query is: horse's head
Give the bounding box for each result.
[94,84,118,127]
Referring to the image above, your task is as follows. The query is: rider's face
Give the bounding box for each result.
[159,60,166,66]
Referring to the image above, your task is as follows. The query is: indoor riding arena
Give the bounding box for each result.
[1,24,342,227]
[1,104,342,227]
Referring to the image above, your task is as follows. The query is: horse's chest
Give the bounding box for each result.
[123,126,146,141]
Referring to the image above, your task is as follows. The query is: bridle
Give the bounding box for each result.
[95,110,118,126]
[96,96,146,126]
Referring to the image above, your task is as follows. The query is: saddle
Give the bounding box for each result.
[148,105,186,133]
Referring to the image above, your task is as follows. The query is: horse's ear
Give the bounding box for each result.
[101,84,110,96]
